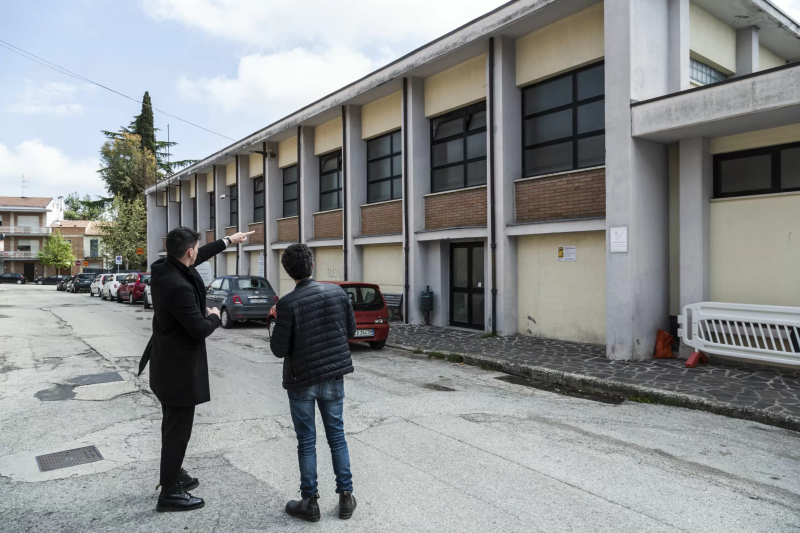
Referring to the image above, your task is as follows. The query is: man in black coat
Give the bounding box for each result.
[139,226,252,512]
[270,243,358,522]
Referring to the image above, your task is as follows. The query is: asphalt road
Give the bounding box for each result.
[1,283,799,532]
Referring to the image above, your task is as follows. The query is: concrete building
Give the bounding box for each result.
[49,220,106,275]
[145,0,800,361]
[0,196,64,281]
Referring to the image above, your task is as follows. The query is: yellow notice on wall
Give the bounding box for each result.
[558,246,576,262]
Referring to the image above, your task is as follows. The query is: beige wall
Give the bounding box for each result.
[759,45,786,71]
[516,3,604,87]
[314,117,343,156]
[206,172,214,192]
[669,144,680,316]
[710,194,800,306]
[690,3,736,74]
[314,247,343,282]
[189,179,196,199]
[362,91,402,140]
[517,231,606,344]
[278,250,294,297]
[424,54,486,117]
[711,123,800,155]
[226,252,236,275]
[362,244,403,294]
[279,136,298,168]
[249,251,262,276]
[225,162,236,186]
[169,186,180,202]
[249,153,263,178]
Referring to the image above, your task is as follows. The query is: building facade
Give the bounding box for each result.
[49,220,106,275]
[0,196,64,281]
[145,0,800,361]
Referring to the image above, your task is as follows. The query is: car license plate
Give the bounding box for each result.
[250,298,267,304]
[355,329,374,337]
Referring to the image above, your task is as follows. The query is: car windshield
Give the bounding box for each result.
[236,278,272,291]
[77,274,94,280]
[116,275,127,281]
[343,285,384,311]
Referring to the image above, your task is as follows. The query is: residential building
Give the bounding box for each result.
[0,196,64,281]
[144,0,800,362]
[50,220,106,275]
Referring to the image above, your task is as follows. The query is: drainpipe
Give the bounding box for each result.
[235,155,240,275]
[488,37,498,335]
[212,164,217,276]
[402,77,410,325]
[262,142,268,279]
[297,125,303,243]
[341,105,348,281]
[178,181,183,227]
[194,174,198,231]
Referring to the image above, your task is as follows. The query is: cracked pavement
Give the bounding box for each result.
[1,284,800,532]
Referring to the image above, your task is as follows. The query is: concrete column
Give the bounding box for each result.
[605,0,671,360]
[299,126,316,244]
[668,0,690,92]
[146,192,164,267]
[345,105,366,282]
[214,165,228,276]
[492,35,521,335]
[265,142,281,288]
[196,173,208,245]
[678,137,712,354]
[735,27,759,77]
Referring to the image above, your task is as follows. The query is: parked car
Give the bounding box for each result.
[57,275,74,291]
[89,274,114,297]
[143,279,153,310]
[117,272,151,304]
[101,273,127,300]
[64,277,76,292]
[266,282,389,349]
[205,276,277,329]
[0,273,26,284]
[70,273,95,293]
[34,274,65,286]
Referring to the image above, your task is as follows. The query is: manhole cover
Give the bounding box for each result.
[67,372,124,386]
[35,445,103,472]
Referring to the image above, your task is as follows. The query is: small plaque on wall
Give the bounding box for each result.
[610,226,628,253]
[558,246,576,262]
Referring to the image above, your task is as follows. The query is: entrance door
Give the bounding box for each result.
[23,263,34,282]
[450,243,485,329]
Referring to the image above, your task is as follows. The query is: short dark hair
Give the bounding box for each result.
[166,226,201,259]
[281,243,313,280]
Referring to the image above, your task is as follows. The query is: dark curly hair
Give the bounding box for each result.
[281,243,314,280]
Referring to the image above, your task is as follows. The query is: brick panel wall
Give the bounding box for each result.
[425,186,487,231]
[248,222,265,245]
[206,230,215,243]
[277,217,299,242]
[224,226,237,237]
[515,168,606,223]
[313,210,343,240]
[361,200,402,236]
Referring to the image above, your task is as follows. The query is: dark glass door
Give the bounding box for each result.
[450,242,485,329]
[23,263,35,282]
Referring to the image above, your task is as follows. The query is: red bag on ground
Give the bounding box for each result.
[654,329,676,359]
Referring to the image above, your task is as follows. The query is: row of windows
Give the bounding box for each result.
[715,142,800,198]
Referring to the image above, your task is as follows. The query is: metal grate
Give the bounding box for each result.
[67,372,124,386]
[35,445,103,472]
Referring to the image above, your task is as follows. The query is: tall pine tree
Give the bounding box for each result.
[131,91,156,155]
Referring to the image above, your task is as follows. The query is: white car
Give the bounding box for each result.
[101,273,128,301]
[143,281,153,310]
[89,274,114,297]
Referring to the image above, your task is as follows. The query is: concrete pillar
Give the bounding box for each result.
[492,35,521,335]
[735,27,759,77]
[146,192,164,267]
[678,137,712,354]
[299,126,316,244]
[668,0,690,92]
[345,105,366,282]
[214,165,228,276]
[605,0,671,360]
[197,173,209,245]
[265,142,281,288]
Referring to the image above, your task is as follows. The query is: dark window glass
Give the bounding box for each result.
[229,185,238,227]
[209,192,215,229]
[90,239,99,257]
[781,147,800,189]
[319,151,342,211]
[367,130,402,203]
[714,142,800,198]
[343,285,384,311]
[254,177,265,222]
[522,62,605,177]
[719,155,772,194]
[430,102,487,193]
[282,165,298,218]
[192,196,197,231]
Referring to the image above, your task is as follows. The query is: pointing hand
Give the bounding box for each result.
[229,231,255,244]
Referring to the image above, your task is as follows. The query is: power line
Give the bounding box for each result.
[0,38,235,141]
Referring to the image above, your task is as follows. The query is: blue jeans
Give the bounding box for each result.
[287,377,353,499]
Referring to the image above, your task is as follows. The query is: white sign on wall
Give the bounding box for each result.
[610,226,628,253]
[558,246,576,262]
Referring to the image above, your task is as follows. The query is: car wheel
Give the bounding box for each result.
[116,292,123,303]
[37,280,43,285]
[220,308,233,329]
[369,340,387,350]
[129,293,135,305]
[16,280,22,285]
[267,318,275,338]
[143,296,151,310]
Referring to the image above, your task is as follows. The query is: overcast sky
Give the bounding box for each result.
[1,0,799,200]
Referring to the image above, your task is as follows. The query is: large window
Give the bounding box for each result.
[283,165,298,217]
[229,185,238,227]
[690,58,728,86]
[209,192,215,230]
[430,102,486,193]
[367,130,402,203]
[90,239,99,257]
[319,150,342,211]
[714,142,800,198]
[522,62,605,177]
[254,177,265,222]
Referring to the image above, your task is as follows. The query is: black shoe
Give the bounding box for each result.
[156,484,205,513]
[178,468,199,491]
[285,493,320,522]
[339,491,356,520]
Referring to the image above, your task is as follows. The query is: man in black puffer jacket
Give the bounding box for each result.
[270,243,357,523]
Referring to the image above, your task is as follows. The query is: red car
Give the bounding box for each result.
[117,272,151,304]
[267,281,390,349]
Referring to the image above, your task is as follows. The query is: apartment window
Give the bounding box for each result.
[90,239,99,257]
[714,142,800,198]
[17,244,31,252]
[430,102,486,193]
[254,177,265,222]
[367,130,402,203]
[283,165,298,217]
[522,62,605,177]
[690,58,728,85]
[209,192,215,229]
[229,185,238,227]
[319,151,342,211]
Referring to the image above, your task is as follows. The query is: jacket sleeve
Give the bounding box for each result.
[346,295,357,340]
[169,284,221,341]
[269,299,294,358]
[194,239,227,267]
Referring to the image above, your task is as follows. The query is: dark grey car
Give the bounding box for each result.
[71,273,95,293]
[205,276,277,329]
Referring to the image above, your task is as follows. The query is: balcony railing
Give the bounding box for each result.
[0,251,39,259]
[0,226,51,235]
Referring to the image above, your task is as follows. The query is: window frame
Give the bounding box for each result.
[89,239,99,257]
[366,129,403,203]
[282,164,298,218]
[319,150,343,212]
[209,192,215,230]
[253,176,265,223]
[521,61,605,178]
[713,141,800,199]
[690,58,728,86]
[229,185,238,228]
[430,101,487,194]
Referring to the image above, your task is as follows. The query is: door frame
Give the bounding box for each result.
[449,242,485,330]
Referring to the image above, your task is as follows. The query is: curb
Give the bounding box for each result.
[387,342,800,433]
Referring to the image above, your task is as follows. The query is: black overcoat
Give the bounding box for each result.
[139,239,226,406]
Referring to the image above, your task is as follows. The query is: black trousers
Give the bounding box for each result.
[160,403,195,488]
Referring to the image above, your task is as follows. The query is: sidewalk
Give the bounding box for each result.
[388,324,800,431]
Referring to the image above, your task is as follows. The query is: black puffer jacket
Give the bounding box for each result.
[270,278,357,390]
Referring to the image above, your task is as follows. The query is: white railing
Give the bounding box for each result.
[0,226,51,235]
[0,251,39,259]
[678,302,800,366]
